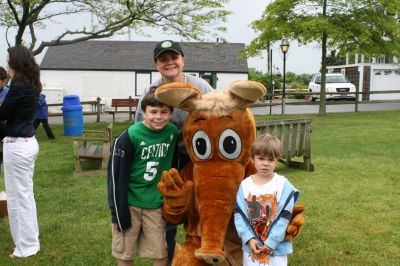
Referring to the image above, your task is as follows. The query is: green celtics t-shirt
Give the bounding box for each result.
[127,121,177,208]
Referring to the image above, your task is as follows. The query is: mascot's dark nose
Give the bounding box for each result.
[195,250,225,265]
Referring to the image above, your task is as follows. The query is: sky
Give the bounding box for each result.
[0,0,321,74]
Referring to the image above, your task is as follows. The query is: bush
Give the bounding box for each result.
[287,82,308,99]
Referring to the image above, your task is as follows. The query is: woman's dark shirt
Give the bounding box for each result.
[0,80,38,137]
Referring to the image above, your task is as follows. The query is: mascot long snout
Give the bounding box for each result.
[155,81,266,265]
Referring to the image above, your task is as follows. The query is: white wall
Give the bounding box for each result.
[370,65,400,100]
[152,71,248,91]
[151,71,162,83]
[41,70,249,107]
[216,73,248,90]
[328,64,400,101]
[41,70,137,107]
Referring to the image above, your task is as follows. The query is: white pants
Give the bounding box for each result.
[243,252,288,266]
[3,136,40,257]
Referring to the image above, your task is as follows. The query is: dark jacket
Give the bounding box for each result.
[35,94,48,120]
[0,80,38,137]
[107,130,134,231]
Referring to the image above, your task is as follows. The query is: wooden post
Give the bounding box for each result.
[128,96,132,121]
[355,83,359,112]
[96,97,101,122]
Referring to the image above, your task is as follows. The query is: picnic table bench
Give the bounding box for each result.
[73,123,113,176]
[256,118,314,171]
[105,97,139,122]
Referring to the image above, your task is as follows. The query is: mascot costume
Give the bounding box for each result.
[155,80,304,265]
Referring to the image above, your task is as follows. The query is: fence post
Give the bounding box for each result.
[270,81,275,115]
[355,84,359,112]
[96,97,101,122]
[128,96,133,121]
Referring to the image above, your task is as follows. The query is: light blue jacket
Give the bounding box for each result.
[234,174,300,256]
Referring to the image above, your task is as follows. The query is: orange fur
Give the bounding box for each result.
[156,81,303,265]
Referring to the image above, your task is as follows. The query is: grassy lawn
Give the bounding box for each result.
[1,110,399,265]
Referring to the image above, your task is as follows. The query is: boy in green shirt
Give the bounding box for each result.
[108,88,177,266]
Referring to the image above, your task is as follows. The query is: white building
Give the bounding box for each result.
[327,55,400,101]
[40,40,249,107]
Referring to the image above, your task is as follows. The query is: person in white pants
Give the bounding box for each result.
[0,45,42,258]
[3,137,40,257]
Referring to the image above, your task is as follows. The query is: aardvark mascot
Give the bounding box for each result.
[155,81,304,265]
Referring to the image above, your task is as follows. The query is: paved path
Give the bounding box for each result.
[251,101,400,116]
[49,101,400,125]
[48,113,130,125]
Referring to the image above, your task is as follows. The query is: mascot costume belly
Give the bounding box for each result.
[155,81,304,266]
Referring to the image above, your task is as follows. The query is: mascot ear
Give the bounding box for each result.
[155,82,201,112]
[228,80,267,108]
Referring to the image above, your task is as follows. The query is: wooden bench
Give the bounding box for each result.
[256,118,314,171]
[105,97,139,122]
[73,123,113,176]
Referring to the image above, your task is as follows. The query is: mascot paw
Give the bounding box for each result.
[158,168,194,216]
[285,204,305,241]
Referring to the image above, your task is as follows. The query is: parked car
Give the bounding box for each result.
[308,73,356,101]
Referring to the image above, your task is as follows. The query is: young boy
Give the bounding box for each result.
[108,88,177,266]
[0,67,9,166]
[234,134,300,266]
[0,67,9,105]
[34,93,55,139]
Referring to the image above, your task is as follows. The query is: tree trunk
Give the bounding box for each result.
[318,0,328,116]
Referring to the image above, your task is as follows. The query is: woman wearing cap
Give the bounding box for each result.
[0,45,41,258]
[135,40,213,265]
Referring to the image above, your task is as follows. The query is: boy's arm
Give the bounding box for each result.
[234,185,255,245]
[265,191,296,250]
[107,130,133,230]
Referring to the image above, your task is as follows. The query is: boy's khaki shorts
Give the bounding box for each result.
[112,206,167,261]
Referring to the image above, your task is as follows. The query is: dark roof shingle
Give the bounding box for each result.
[40,40,248,73]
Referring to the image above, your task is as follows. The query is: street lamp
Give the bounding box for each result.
[280,39,289,115]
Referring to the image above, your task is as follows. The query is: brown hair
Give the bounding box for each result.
[251,133,281,160]
[7,45,42,94]
[0,67,7,81]
[141,87,173,113]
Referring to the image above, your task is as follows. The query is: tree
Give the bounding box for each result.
[326,49,345,66]
[285,71,297,83]
[245,0,400,116]
[0,0,230,55]
[295,73,312,85]
[248,68,281,96]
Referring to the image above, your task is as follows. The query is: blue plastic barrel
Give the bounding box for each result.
[62,95,83,136]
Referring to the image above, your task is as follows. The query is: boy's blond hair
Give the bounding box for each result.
[251,133,281,160]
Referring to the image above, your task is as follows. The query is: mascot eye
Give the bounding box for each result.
[192,130,212,160]
[218,129,242,160]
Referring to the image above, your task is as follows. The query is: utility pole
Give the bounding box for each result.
[267,43,273,114]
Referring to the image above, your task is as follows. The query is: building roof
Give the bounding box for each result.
[40,40,248,73]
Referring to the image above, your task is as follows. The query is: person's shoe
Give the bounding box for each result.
[9,253,37,259]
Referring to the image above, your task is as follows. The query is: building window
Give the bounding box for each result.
[385,55,394,64]
[376,57,386,63]
[384,70,392,75]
